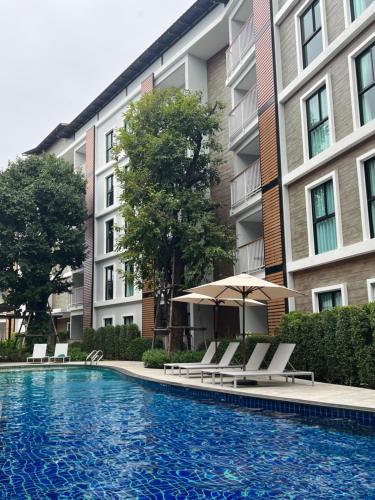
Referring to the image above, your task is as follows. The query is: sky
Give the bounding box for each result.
[0,0,196,168]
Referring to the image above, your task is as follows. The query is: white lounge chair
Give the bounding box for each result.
[200,342,271,383]
[173,342,240,378]
[27,344,48,363]
[164,341,219,374]
[219,343,314,388]
[49,343,70,363]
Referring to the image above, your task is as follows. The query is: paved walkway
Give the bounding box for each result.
[1,360,375,412]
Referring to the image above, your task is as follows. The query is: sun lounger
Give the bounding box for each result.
[164,341,219,374]
[49,343,70,363]
[173,342,240,377]
[27,344,48,363]
[200,342,271,383]
[219,343,314,388]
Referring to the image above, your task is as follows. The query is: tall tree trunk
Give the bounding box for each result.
[169,252,187,352]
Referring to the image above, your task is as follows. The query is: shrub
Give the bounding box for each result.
[0,339,27,362]
[82,323,143,360]
[69,345,89,361]
[276,304,375,388]
[125,338,153,361]
[142,349,205,369]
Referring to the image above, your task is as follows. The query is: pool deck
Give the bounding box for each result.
[2,360,375,414]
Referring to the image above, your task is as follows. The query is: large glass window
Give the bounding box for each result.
[365,157,375,238]
[311,179,337,254]
[106,130,113,163]
[300,0,323,68]
[356,43,375,125]
[351,0,374,20]
[306,86,329,158]
[106,174,114,207]
[104,317,113,326]
[105,266,114,300]
[124,261,134,297]
[317,290,342,311]
[105,219,114,253]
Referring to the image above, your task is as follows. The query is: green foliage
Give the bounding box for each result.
[114,88,235,299]
[276,305,375,388]
[0,154,86,334]
[142,348,204,369]
[68,344,88,361]
[82,324,154,360]
[0,339,27,362]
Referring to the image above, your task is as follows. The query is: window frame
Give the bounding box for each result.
[364,157,375,238]
[124,261,134,298]
[349,34,375,130]
[355,42,375,126]
[106,174,114,207]
[295,0,328,74]
[104,265,114,301]
[349,0,374,22]
[105,130,114,163]
[301,0,322,69]
[367,278,375,301]
[300,75,335,162]
[357,148,375,240]
[311,179,336,254]
[105,218,114,254]
[312,283,348,312]
[103,317,114,327]
[305,171,343,256]
[122,315,134,326]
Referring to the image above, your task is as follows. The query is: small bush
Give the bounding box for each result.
[82,323,143,360]
[143,349,169,368]
[125,338,153,361]
[0,339,27,362]
[68,345,89,361]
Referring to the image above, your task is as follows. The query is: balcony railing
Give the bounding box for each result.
[229,86,258,143]
[231,160,261,209]
[236,238,265,274]
[69,286,83,307]
[226,18,255,78]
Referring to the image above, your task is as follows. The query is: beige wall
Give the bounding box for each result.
[293,254,375,311]
[284,22,375,172]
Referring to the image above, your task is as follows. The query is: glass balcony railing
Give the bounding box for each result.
[228,86,258,144]
[226,18,255,79]
[236,238,265,274]
[69,286,84,307]
[231,159,261,209]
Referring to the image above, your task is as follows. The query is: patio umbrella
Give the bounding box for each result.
[171,293,265,347]
[186,273,303,370]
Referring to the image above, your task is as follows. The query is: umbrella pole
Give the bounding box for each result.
[214,303,219,350]
[242,290,246,371]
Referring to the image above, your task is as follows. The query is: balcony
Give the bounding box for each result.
[231,160,261,214]
[226,18,255,80]
[69,286,83,308]
[236,238,265,274]
[228,86,258,147]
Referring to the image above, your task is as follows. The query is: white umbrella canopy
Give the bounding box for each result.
[186,273,303,370]
[186,273,303,301]
[171,293,265,308]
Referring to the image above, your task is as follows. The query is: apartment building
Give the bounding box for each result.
[274,0,375,313]
[23,0,374,342]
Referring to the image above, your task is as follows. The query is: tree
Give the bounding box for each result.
[0,154,86,337]
[115,88,235,350]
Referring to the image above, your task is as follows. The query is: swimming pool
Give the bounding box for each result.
[0,367,374,498]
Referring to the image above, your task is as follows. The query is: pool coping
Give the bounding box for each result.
[2,361,374,427]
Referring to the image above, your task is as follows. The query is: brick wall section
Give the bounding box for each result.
[254,0,286,333]
[289,137,375,261]
[293,254,375,311]
[83,126,95,330]
[208,47,234,222]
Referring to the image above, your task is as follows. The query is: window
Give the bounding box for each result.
[123,315,134,326]
[105,219,114,253]
[105,265,114,300]
[306,86,330,158]
[367,279,375,301]
[350,0,374,20]
[317,290,342,311]
[356,43,375,125]
[300,0,323,68]
[106,174,114,207]
[311,180,337,253]
[364,157,375,237]
[106,130,113,163]
[104,317,113,326]
[124,261,134,297]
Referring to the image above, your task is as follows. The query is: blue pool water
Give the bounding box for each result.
[0,368,375,499]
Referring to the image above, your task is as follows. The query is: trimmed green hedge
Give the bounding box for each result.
[142,349,205,369]
[276,303,375,388]
[83,324,161,361]
[0,339,28,362]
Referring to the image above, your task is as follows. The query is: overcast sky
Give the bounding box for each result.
[0,0,195,168]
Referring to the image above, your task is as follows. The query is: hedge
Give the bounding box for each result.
[276,302,375,388]
[82,324,161,361]
[142,349,205,369]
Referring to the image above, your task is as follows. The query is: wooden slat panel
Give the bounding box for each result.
[253,0,270,34]
[142,295,155,338]
[141,73,154,95]
[255,29,274,108]
[265,271,286,334]
[262,187,283,267]
[258,105,279,185]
